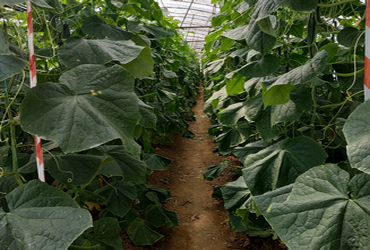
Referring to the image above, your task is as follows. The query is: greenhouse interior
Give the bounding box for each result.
[0,0,369,249]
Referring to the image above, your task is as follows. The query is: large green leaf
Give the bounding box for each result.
[0,180,92,250]
[82,15,133,41]
[89,218,122,249]
[262,50,328,106]
[20,65,141,156]
[251,0,282,21]
[138,100,156,129]
[226,74,246,96]
[337,27,365,47]
[286,0,318,11]
[203,160,229,181]
[142,153,172,171]
[0,55,26,81]
[241,136,327,195]
[0,0,52,9]
[0,30,10,55]
[245,20,276,55]
[96,180,137,217]
[127,218,164,246]
[343,99,370,173]
[47,154,112,185]
[222,176,251,211]
[261,83,295,107]
[267,164,370,249]
[58,38,154,77]
[90,145,147,184]
[222,25,249,41]
[271,50,328,87]
[236,54,280,78]
[216,121,253,155]
[145,192,178,228]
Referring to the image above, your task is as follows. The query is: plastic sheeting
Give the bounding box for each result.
[155,0,219,53]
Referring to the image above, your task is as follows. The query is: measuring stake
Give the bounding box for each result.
[27,2,45,182]
[365,0,370,100]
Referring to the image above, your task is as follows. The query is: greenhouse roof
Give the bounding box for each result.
[155,0,219,52]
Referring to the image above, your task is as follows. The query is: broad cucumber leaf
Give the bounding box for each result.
[245,20,276,55]
[20,65,141,156]
[234,140,270,163]
[319,42,339,63]
[286,0,318,11]
[127,218,164,246]
[203,59,225,74]
[0,180,92,250]
[90,218,122,249]
[337,27,365,47]
[253,184,293,214]
[145,192,178,228]
[220,102,247,126]
[0,55,26,81]
[257,17,276,37]
[216,121,253,155]
[47,154,113,185]
[142,153,172,171]
[271,50,328,87]
[270,85,312,125]
[221,25,249,41]
[82,15,133,41]
[0,0,52,9]
[58,38,154,77]
[261,83,295,107]
[263,50,328,106]
[267,164,370,249]
[343,99,370,173]
[255,107,280,140]
[241,136,327,195]
[236,54,280,78]
[90,145,147,184]
[226,74,246,96]
[96,180,137,217]
[0,30,10,55]
[203,160,229,181]
[138,99,156,129]
[251,0,283,21]
[222,176,250,211]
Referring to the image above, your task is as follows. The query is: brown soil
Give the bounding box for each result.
[122,87,287,250]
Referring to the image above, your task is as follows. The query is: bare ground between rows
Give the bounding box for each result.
[121,87,287,250]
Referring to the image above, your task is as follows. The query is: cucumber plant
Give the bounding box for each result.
[0,0,200,248]
[202,0,370,248]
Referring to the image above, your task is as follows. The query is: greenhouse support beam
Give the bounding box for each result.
[27,2,45,182]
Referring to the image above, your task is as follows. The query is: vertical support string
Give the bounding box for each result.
[27,2,45,182]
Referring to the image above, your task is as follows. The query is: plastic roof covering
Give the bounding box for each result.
[155,0,219,53]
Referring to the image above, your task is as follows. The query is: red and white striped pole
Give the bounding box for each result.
[365,0,370,100]
[27,2,45,182]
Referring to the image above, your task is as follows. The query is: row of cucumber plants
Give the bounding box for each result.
[0,0,200,248]
[202,0,370,248]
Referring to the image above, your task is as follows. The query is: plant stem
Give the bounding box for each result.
[3,77,23,186]
[326,68,364,77]
[311,78,317,140]
[318,0,359,8]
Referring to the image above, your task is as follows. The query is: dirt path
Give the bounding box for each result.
[122,87,287,250]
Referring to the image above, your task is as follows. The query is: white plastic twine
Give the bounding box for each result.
[27,2,45,182]
[365,0,370,100]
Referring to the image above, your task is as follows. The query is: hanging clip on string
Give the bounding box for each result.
[27,2,45,182]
